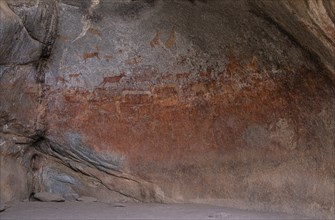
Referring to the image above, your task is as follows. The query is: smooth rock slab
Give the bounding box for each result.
[34,192,65,202]
[76,196,97,202]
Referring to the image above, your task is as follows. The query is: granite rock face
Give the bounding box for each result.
[0,0,334,219]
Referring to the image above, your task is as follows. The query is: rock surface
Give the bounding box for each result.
[0,1,43,65]
[252,0,335,80]
[0,203,7,212]
[63,193,79,201]
[34,192,65,202]
[0,202,311,220]
[77,196,98,203]
[0,0,334,219]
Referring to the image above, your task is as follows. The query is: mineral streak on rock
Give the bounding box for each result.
[0,0,334,219]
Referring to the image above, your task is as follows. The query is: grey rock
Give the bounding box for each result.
[12,0,59,58]
[0,1,42,64]
[39,166,81,197]
[0,203,8,212]
[16,0,58,45]
[0,65,43,137]
[34,192,65,202]
[252,0,335,80]
[63,193,79,201]
[76,196,98,202]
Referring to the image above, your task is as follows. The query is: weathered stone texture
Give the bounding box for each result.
[0,65,44,137]
[0,1,42,65]
[252,0,335,80]
[33,192,65,202]
[0,0,334,219]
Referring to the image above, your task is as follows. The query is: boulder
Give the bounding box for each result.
[33,192,65,202]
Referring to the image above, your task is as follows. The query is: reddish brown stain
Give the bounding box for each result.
[165,30,176,49]
[99,73,126,87]
[126,56,142,65]
[48,52,333,165]
[56,76,68,83]
[104,54,113,62]
[246,56,259,71]
[200,71,211,78]
[158,74,175,82]
[48,65,333,167]
[69,73,81,78]
[150,31,160,48]
[176,72,191,79]
[226,55,242,78]
[123,94,152,104]
[153,85,179,98]
[133,72,153,83]
[57,35,70,42]
[83,52,100,63]
[88,28,102,37]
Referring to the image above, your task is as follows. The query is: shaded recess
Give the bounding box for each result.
[0,0,334,219]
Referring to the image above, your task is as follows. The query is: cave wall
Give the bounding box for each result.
[252,0,335,80]
[0,0,334,218]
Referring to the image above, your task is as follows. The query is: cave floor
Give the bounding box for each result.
[0,202,312,220]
